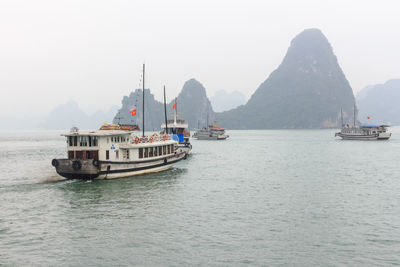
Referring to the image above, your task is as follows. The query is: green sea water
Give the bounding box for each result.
[1,129,400,266]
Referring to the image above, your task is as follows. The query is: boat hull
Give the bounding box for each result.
[335,132,391,140]
[53,152,186,180]
[193,135,229,140]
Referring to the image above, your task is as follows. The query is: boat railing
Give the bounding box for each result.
[130,133,171,144]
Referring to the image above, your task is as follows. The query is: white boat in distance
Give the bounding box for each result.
[193,124,229,140]
[335,124,391,140]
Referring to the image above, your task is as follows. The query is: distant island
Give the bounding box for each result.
[43,101,119,130]
[216,28,356,129]
[113,79,215,131]
[6,29,365,131]
[357,79,400,125]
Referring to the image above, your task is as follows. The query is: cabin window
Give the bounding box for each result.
[126,150,129,159]
[154,147,158,157]
[75,151,83,159]
[158,146,162,156]
[144,148,149,158]
[68,151,74,159]
[106,150,109,160]
[80,136,87,146]
[149,147,153,157]
[88,136,98,147]
[139,148,143,159]
[163,146,166,155]
[68,136,73,146]
[73,136,78,146]
[86,151,99,160]
[116,150,119,159]
[167,145,170,154]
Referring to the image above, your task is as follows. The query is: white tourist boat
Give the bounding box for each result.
[334,107,391,140]
[52,128,185,179]
[335,124,391,140]
[161,97,192,155]
[51,64,186,179]
[193,124,229,140]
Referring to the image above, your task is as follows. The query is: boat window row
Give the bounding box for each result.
[68,136,98,147]
[68,150,99,160]
[138,145,174,159]
[109,136,128,143]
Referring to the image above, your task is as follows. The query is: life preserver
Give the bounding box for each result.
[150,136,154,143]
[135,137,139,144]
[51,159,59,167]
[163,133,167,141]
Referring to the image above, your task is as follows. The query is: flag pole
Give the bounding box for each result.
[164,85,168,134]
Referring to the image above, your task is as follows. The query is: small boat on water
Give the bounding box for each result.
[335,124,391,140]
[193,123,229,140]
[51,64,186,179]
[334,106,391,140]
[161,97,192,155]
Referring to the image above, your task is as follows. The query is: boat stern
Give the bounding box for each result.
[377,132,391,140]
[51,158,100,179]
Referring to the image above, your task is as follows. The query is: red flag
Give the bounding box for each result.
[367,116,370,119]
[173,104,176,109]
[214,120,217,123]
[130,109,137,116]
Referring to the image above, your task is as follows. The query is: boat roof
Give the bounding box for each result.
[360,124,390,128]
[161,122,188,129]
[62,130,133,137]
[210,126,225,130]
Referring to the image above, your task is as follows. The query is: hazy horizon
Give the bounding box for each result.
[1,0,399,118]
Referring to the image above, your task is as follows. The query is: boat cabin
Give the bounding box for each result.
[62,129,176,162]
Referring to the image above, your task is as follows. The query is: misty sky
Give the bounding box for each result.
[1,0,399,117]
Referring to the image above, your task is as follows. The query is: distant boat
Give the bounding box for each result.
[334,106,391,140]
[161,97,192,156]
[51,64,186,179]
[193,122,229,140]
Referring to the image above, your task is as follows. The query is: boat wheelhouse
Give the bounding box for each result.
[160,98,192,155]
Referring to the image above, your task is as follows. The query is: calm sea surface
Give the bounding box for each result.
[1,129,400,266]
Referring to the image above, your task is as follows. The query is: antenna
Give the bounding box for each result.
[142,63,145,136]
[164,85,168,134]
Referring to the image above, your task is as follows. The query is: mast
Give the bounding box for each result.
[341,108,343,127]
[142,63,145,136]
[174,97,177,124]
[353,102,356,127]
[164,85,168,134]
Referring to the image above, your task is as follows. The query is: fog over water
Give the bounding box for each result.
[1,0,400,119]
